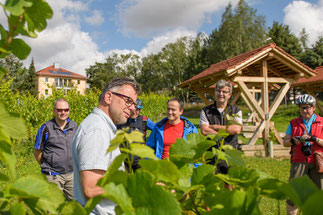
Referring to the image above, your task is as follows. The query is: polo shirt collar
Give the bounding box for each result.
[92,107,117,133]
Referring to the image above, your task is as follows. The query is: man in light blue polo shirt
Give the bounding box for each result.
[72,78,141,214]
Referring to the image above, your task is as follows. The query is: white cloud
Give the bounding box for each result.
[117,0,238,37]
[140,29,197,57]
[284,0,323,46]
[85,10,104,26]
[22,0,105,76]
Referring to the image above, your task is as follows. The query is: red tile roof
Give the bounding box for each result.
[180,43,315,86]
[295,66,323,85]
[37,65,87,80]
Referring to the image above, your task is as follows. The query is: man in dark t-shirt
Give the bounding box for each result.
[200,79,242,175]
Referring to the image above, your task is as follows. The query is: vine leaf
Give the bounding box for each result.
[60,200,88,215]
[121,143,157,160]
[9,175,65,214]
[302,190,323,215]
[0,101,27,139]
[9,202,25,215]
[127,172,182,215]
[280,176,319,207]
[11,38,31,60]
[139,159,181,185]
[4,0,32,16]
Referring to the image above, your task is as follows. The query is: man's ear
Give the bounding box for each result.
[104,92,112,104]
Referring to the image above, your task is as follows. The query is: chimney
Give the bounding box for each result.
[53,62,59,69]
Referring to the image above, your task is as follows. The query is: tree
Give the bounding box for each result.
[299,28,308,50]
[204,0,267,66]
[21,58,37,95]
[138,35,207,99]
[299,36,323,69]
[267,21,303,58]
[313,36,323,61]
[86,53,142,90]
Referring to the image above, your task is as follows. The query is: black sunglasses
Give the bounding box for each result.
[56,108,69,112]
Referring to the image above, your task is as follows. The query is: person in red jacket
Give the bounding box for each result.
[283,94,323,215]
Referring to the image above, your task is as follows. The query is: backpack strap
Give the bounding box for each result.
[142,116,148,135]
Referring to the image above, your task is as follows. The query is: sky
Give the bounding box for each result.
[18,0,323,76]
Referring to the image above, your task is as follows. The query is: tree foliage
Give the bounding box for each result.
[267,21,303,58]
[86,53,141,90]
[204,0,267,66]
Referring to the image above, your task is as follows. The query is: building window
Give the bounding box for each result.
[45,89,48,95]
[55,78,58,87]
[59,78,63,87]
[45,77,48,82]
[77,80,80,85]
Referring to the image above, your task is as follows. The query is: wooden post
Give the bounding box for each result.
[261,60,270,156]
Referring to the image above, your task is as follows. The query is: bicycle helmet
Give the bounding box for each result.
[136,99,143,109]
[296,94,316,106]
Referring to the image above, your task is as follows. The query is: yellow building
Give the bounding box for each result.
[36,63,87,98]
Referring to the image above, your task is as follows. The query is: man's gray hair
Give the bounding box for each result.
[215,79,232,93]
[54,98,68,108]
[98,77,141,103]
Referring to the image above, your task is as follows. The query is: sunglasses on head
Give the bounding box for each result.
[56,108,69,112]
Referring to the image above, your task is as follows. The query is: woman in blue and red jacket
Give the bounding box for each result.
[283,94,323,215]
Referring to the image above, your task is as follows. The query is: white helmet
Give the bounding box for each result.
[296,94,316,106]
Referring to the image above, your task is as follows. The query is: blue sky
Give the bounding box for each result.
[20,0,323,76]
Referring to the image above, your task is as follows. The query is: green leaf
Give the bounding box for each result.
[5,0,32,16]
[0,172,9,182]
[124,130,145,144]
[98,153,127,186]
[258,178,286,199]
[244,187,262,215]
[207,189,246,214]
[169,138,195,168]
[121,143,157,160]
[85,183,135,215]
[108,130,126,152]
[0,102,28,139]
[191,164,215,185]
[217,129,230,139]
[177,164,194,188]
[225,149,245,166]
[10,175,65,214]
[281,176,319,207]
[9,202,25,215]
[0,140,17,178]
[127,172,182,215]
[0,65,6,80]
[216,166,259,187]
[10,38,31,60]
[302,190,323,215]
[139,159,181,185]
[24,0,53,32]
[60,201,87,215]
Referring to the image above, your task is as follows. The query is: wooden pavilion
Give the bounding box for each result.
[179,43,316,155]
[293,66,323,115]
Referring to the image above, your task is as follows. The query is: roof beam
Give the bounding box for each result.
[233,76,289,83]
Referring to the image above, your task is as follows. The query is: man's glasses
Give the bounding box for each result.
[111,92,136,107]
[56,108,69,113]
[216,90,230,95]
[300,106,312,111]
